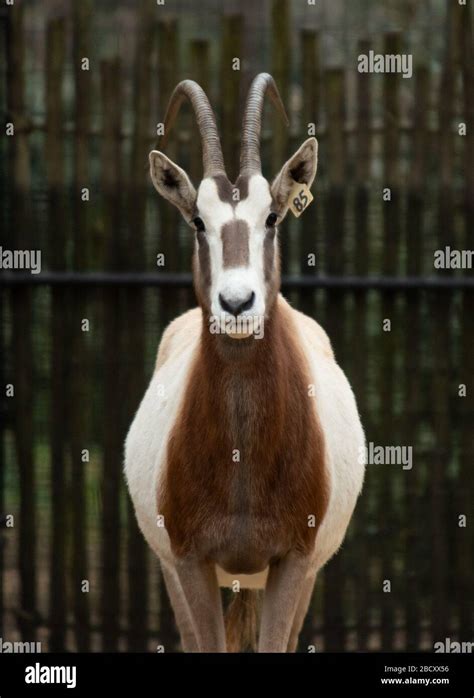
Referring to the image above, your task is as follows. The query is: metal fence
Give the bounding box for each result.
[0,0,473,651]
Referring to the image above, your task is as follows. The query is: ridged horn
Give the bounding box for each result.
[240,73,289,175]
[160,79,225,178]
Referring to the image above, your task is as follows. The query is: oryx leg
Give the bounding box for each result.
[287,572,317,652]
[161,564,199,652]
[174,557,226,652]
[258,553,312,653]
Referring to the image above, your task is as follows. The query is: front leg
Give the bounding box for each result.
[287,572,317,652]
[174,557,227,652]
[161,564,199,652]
[259,553,313,652]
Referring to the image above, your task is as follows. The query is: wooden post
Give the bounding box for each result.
[322,67,347,651]
[157,18,180,329]
[73,0,92,238]
[70,0,92,652]
[458,0,474,644]
[125,0,154,652]
[458,304,474,641]
[271,0,290,174]
[271,0,291,276]
[404,64,429,651]
[324,67,346,275]
[438,0,457,193]
[157,16,179,278]
[7,3,37,643]
[1,32,7,623]
[325,69,346,190]
[353,39,371,651]
[220,15,243,182]
[100,58,122,651]
[301,30,320,133]
[460,0,473,213]
[430,1,458,643]
[378,31,402,652]
[156,19,182,648]
[297,32,321,648]
[46,17,68,652]
[298,31,320,313]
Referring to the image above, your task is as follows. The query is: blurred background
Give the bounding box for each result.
[0,0,472,652]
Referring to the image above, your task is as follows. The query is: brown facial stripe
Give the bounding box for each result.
[263,229,276,282]
[213,174,250,206]
[222,220,250,269]
[197,230,211,289]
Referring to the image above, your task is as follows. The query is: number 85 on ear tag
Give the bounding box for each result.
[288,182,313,218]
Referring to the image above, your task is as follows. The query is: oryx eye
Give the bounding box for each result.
[266,212,277,227]
[193,216,205,233]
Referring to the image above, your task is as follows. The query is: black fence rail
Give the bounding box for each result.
[2,272,474,289]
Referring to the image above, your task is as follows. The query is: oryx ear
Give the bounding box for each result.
[149,150,197,221]
[270,137,318,218]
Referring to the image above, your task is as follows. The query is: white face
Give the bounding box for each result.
[194,174,277,339]
[149,138,318,340]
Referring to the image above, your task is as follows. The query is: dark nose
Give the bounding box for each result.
[219,291,255,316]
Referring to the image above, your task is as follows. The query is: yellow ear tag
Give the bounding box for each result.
[288,182,313,218]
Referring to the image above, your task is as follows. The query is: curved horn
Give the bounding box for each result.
[240,73,289,175]
[161,79,225,178]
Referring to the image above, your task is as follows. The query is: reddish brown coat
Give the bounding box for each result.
[158,301,329,574]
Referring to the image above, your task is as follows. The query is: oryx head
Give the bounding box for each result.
[149,73,318,339]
